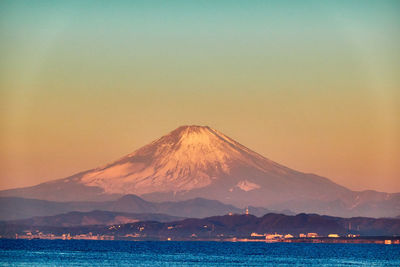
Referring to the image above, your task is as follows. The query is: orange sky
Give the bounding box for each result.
[0,1,399,192]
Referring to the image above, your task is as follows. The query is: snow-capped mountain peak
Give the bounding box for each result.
[79,125,281,195]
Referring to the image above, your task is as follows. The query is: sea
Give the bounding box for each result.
[0,239,399,266]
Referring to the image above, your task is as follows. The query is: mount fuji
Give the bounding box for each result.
[1,125,399,217]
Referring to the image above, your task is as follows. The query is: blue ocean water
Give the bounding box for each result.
[0,239,399,266]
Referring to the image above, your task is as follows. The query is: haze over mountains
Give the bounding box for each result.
[1,125,399,217]
[0,195,278,221]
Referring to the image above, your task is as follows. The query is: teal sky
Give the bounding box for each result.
[0,1,399,192]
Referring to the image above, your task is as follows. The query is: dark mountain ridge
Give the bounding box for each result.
[2,213,399,240]
[91,213,400,237]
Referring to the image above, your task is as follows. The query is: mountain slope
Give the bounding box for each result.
[1,125,398,217]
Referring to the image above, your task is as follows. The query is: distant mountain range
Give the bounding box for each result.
[2,213,399,240]
[6,210,182,227]
[0,195,281,221]
[1,125,399,217]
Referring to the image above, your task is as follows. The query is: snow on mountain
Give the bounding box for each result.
[236,180,261,192]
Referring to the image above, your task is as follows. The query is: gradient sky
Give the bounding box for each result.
[0,0,399,192]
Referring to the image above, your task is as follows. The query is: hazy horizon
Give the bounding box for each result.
[1,0,399,193]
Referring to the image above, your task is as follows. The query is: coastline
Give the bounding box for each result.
[6,236,400,245]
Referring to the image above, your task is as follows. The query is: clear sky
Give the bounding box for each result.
[0,0,399,192]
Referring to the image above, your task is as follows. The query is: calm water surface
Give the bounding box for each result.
[0,239,399,266]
